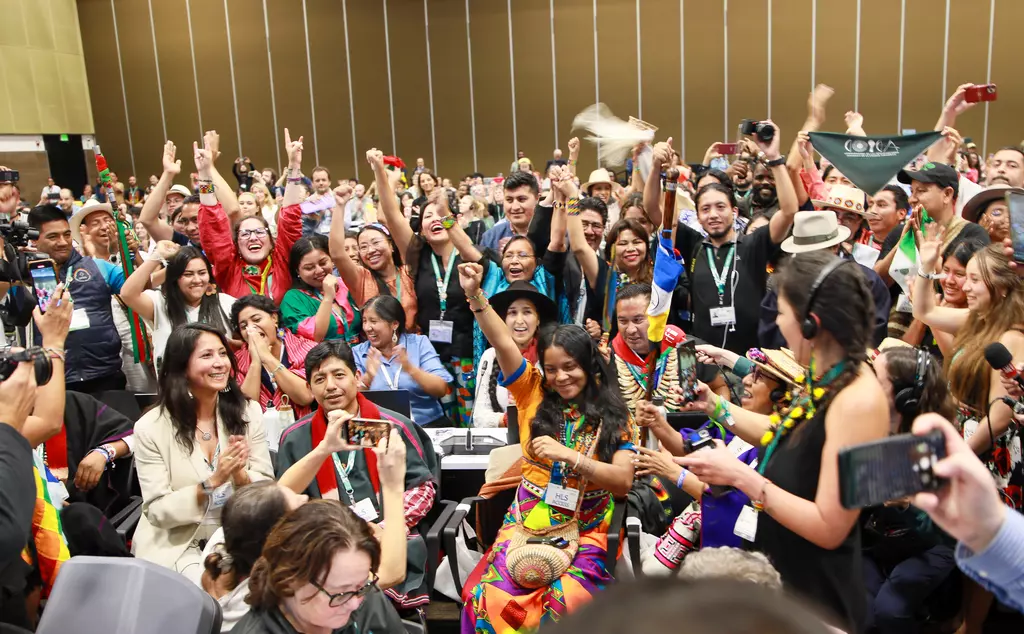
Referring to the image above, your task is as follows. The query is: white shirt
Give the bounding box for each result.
[143,289,237,376]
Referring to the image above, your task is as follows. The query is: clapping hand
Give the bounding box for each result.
[394,344,411,370]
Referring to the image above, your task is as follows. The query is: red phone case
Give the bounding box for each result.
[965,84,997,103]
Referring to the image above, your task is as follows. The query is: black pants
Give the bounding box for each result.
[66,371,127,397]
[863,544,956,633]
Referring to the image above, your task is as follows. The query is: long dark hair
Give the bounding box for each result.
[357,224,403,298]
[288,235,330,293]
[163,247,230,333]
[203,481,288,591]
[157,324,249,454]
[603,218,653,284]
[882,348,956,433]
[532,325,630,463]
[229,294,280,338]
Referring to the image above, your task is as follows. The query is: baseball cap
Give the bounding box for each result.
[897,162,959,197]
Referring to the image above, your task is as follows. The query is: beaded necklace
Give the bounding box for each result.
[551,403,596,484]
[757,357,848,475]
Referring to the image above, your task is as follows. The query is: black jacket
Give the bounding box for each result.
[231,589,404,634]
[0,423,36,628]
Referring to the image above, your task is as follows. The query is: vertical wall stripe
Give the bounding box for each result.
[341,0,358,179]
[854,0,861,111]
[507,0,518,156]
[635,0,642,118]
[549,0,559,147]
[300,0,319,165]
[222,0,243,157]
[145,0,167,140]
[593,0,599,105]
[109,0,136,175]
[897,0,906,132]
[810,0,816,89]
[423,0,438,170]
[983,0,995,157]
[382,0,397,153]
[679,0,685,153]
[941,0,950,107]
[723,0,729,142]
[465,0,478,170]
[767,0,772,119]
[261,0,281,169]
[185,0,203,138]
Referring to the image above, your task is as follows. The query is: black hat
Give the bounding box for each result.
[897,161,959,196]
[489,281,558,325]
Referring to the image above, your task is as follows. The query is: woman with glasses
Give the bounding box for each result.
[232,500,404,634]
[198,130,302,303]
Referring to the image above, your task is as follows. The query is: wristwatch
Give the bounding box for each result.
[763,155,787,168]
[917,270,945,280]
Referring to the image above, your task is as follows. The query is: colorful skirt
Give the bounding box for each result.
[461,485,614,634]
[441,357,475,428]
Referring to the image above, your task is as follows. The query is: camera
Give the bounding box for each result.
[740,119,775,144]
[0,169,18,184]
[0,347,53,386]
[0,218,39,249]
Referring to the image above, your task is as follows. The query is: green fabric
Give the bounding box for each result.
[279,287,361,342]
[732,357,754,378]
[808,131,943,195]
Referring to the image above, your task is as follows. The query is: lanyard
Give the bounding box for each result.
[244,256,274,296]
[430,249,458,318]
[379,361,402,390]
[392,272,402,301]
[330,450,358,502]
[704,243,735,304]
[552,413,584,485]
[204,443,221,473]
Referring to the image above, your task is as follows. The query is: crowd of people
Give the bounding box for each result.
[0,79,1022,634]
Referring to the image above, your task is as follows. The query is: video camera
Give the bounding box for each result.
[0,346,52,386]
[0,218,39,249]
[739,119,775,144]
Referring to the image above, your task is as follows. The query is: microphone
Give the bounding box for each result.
[984,342,1024,392]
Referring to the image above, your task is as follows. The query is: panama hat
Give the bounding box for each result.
[781,210,851,254]
[69,198,113,245]
[582,169,615,195]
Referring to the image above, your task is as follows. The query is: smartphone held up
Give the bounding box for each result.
[838,430,946,509]
[27,258,59,313]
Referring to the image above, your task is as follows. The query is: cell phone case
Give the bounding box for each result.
[838,430,946,509]
[343,419,392,448]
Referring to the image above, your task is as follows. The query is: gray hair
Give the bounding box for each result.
[678,547,783,590]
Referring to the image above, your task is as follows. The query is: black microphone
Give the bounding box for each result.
[984,342,1024,392]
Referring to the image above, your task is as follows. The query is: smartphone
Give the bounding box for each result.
[964,84,997,103]
[47,191,59,201]
[716,143,738,156]
[27,258,58,313]
[1007,191,1024,263]
[343,418,392,448]
[678,340,698,403]
[838,430,946,509]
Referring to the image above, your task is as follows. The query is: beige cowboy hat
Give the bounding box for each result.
[961,184,1023,224]
[69,198,114,245]
[582,169,614,195]
[812,183,868,216]
[781,210,851,254]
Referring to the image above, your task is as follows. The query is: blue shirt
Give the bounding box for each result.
[956,509,1024,613]
[479,220,517,252]
[352,333,453,425]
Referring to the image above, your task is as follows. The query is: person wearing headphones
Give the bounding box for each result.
[862,346,959,633]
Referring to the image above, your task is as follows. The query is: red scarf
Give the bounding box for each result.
[522,338,539,365]
[611,324,686,367]
[310,393,382,498]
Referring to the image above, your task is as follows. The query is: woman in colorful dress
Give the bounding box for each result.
[457,261,637,632]
[279,235,361,345]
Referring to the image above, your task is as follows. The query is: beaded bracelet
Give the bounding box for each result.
[751,477,771,512]
[198,182,215,195]
[566,197,581,216]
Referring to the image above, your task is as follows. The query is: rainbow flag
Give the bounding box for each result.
[22,465,69,598]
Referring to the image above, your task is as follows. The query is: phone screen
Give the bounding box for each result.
[29,261,58,313]
[1007,192,1024,262]
[678,341,698,402]
[345,419,392,447]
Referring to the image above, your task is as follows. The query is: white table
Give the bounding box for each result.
[422,428,511,471]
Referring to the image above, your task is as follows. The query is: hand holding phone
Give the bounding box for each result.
[677,341,699,403]
[28,259,59,313]
[838,430,946,509]
[344,418,392,448]
[1006,191,1024,263]
[964,84,998,103]
[715,143,738,156]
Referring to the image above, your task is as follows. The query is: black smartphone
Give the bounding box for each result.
[1007,191,1024,263]
[27,258,58,313]
[838,430,946,509]
[678,340,698,402]
[343,418,392,448]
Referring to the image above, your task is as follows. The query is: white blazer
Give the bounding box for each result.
[132,400,273,582]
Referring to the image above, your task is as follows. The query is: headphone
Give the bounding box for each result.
[894,348,930,417]
[800,258,852,340]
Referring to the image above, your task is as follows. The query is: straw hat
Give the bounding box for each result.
[582,169,614,194]
[746,348,800,387]
[69,198,113,245]
[961,184,1023,224]
[781,210,851,254]
[812,184,868,216]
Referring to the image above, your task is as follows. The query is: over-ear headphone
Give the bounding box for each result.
[894,348,930,417]
[800,258,851,340]
[769,386,787,403]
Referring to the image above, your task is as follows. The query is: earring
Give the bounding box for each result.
[187,389,194,400]
[392,332,398,345]
[277,327,286,340]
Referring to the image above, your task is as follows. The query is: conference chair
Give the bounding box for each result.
[362,388,413,419]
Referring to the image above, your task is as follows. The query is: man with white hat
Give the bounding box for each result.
[758,210,891,349]
[811,183,877,266]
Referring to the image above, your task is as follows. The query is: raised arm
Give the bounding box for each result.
[643,138,674,228]
[120,242,180,324]
[934,83,977,132]
[282,129,305,209]
[786,84,833,174]
[459,262,522,378]
[844,111,866,137]
[911,221,969,333]
[567,137,580,177]
[762,121,799,244]
[557,167,599,288]
[327,184,364,295]
[203,131,241,225]
[368,148,414,256]
[139,141,180,242]
[433,188,484,264]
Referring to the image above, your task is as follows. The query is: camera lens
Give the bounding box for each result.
[755,123,775,144]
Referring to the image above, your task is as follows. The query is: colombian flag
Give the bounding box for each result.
[647,232,684,344]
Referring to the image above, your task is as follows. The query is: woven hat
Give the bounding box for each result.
[812,184,868,216]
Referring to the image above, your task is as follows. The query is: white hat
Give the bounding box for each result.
[781,210,851,254]
[582,169,614,194]
[167,184,192,199]
[69,198,114,245]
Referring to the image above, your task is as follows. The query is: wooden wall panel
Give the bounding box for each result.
[987,0,1024,154]
[192,0,240,166]
[682,0,724,163]
[112,0,165,177]
[469,0,514,177]
[596,0,638,170]
[389,0,434,170]
[347,0,392,181]
[945,0,990,147]
[769,0,812,152]
[553,0,597,176]
[511,0,555,174]
[430,0,475,176]
[813,0,856,115]
[857,0,901,134]
[151,0,200,151]
[77,0,131,174]
[306,0,355,180]
[225,0,279,173]
[266,0,314,167]
[900,0,945,133]
[727,0,769,141]
[638,0,681,155]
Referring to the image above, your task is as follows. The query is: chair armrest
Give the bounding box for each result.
[605,499,626,575]
[626,514,643,578]
[424,500,457,592]
[111,496,144,544]
[442,496,484,600]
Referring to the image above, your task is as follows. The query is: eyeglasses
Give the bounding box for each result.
[502,251,535,262]
[238,228,268,240]
[311,573,379,608]
[581,220,605,232]
[358,240,388,253]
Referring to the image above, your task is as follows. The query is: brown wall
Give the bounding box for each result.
[78,0,1024,185]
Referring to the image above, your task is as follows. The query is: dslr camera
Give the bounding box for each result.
[739,119,775,144]
[0,347,52,386]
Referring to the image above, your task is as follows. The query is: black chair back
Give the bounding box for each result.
[506,405,519,445]
[362,389,412,419]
